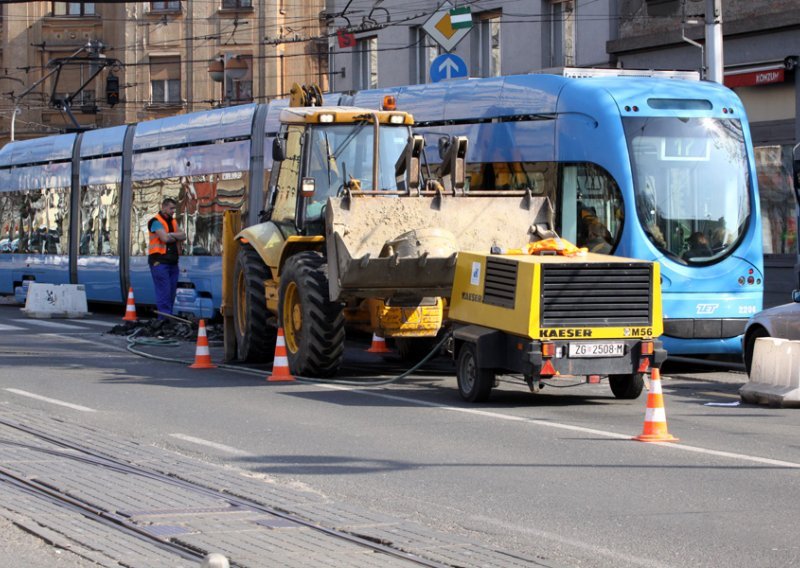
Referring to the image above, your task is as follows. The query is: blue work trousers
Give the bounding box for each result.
[150,263,179,319]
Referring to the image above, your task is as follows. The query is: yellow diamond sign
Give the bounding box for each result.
[422,1,470,52]
[434,14,457,39]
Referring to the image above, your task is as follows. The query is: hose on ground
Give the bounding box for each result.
[124,327,452,387]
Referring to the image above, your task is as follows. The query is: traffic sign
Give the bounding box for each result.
[422,1,471,52]
[430,53,468,83]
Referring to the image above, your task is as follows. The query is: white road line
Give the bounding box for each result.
[4,388,96,412]
[315,383,800,469]
[471,515,671,568]
[0,324,25,331]
[11,318,84,330]
[169,433,252,456]
[73,319,116,328]
[40,333,129,352]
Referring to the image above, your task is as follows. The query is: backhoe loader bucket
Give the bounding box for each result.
[324,192,553,300]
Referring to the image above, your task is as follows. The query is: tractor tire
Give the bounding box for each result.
[233,246,276,362]
[456,342,494,403]
[396,337,439,365]
[609,373,645,399]
[278,252,345,377]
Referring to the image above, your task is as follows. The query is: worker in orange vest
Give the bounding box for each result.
[148,198,186,319]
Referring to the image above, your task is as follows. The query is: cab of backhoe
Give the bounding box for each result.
[266,106,415,239]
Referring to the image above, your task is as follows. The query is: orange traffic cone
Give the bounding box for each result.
[189,319,217,369]
[633,368,678,442]
[122,287,138,321]
[268,328,295,382]
[366,332,392,353]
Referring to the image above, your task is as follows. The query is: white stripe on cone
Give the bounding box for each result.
[644,407,667,423]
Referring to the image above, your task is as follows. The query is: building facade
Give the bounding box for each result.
[0,1,327,143]
[325,0,617,91]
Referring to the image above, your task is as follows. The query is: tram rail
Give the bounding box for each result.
[0,417,455,568]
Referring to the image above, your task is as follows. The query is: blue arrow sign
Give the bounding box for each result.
[430,53,468,83]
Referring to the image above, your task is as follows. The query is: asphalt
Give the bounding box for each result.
[0,307,754,567]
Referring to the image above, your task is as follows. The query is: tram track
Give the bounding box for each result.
[0,417,455,568]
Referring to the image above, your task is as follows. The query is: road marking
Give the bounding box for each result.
[315,384,800,469]
[11,318,85,330]
[471,515,671,568]
[4,389,96,412]
[74,319,116,328]
[169,433,252,456]
[40,333,130,352]
[0,324,24,331]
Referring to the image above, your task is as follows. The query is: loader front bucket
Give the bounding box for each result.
[324,192,553,300]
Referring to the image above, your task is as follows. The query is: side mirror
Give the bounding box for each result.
[300,177,315,198]
[792,289,800,303]
[272,137,286,162]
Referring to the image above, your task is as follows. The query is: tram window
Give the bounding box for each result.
[561,163,623,254]
[79,184,119,256]
[0,194,19,253]
[131,173,247,257]
[465,161,553,196]
[1,187,71,255]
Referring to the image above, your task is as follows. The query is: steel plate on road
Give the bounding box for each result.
[569,342,624,358]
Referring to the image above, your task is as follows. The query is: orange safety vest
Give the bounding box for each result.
[148,213,178,256]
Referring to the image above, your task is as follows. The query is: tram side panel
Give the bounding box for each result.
[0,163,72,300]
[129,140,251,317]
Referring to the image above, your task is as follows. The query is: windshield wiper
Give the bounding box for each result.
[332,119,371,161]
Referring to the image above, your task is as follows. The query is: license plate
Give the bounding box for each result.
[568,342,625,358]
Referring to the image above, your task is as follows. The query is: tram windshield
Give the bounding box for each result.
[623,117,751,265]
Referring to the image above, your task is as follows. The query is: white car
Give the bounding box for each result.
[743,290,800,374]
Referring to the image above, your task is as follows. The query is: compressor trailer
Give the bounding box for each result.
[449,251,666,402]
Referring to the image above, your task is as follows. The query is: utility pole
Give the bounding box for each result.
[705,0,723,83]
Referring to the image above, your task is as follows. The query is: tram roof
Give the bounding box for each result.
[80,125,128,158]
[0,133,77,167]
[350,72,738,123]
[132,103,258,151]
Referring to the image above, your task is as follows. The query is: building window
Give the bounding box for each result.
[149,56,181,104]
[224,54,253,104]
[470,11,501,78]
[150,1,180,11]
[356,37,378,89]
[645,0,680,17]
[411,26,439,84]
[756,145,797,255]
[50,51,97,110]
[52,2,96,16]
[221,0,252,8]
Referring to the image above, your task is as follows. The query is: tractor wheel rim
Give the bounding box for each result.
[283,282,300,353]
[235,270,246,336]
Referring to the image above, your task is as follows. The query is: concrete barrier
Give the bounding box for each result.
[740,337,800,408]
[21,283,89,319]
